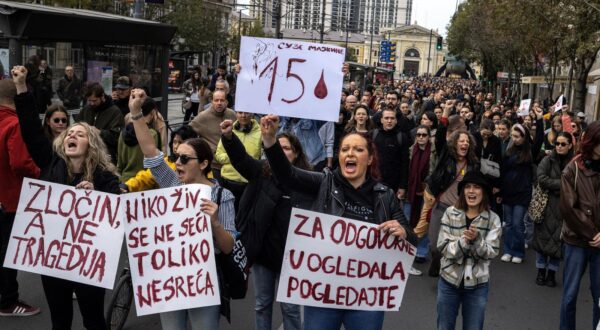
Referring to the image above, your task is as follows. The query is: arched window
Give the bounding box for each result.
[404,49,420,58]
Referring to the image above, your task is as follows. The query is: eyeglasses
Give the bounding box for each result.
[53,118,67,124]
[555,142,569,147]
[174,154,198,165]
[416,133,428,137]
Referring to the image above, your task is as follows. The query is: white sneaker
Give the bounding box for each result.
[409,267,422,276]
[500,254,512,262]
[511,257,523,264]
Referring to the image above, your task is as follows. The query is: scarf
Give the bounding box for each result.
[408,142,431,204]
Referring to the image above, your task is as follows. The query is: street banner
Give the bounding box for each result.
[276,208,416,311]
[517,99,531,116]
[235,37,346,122]
[4,178,124,289]
[553,95,563,113]
[121,184,220,316]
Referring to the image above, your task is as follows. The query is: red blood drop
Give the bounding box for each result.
[314,70,328,99]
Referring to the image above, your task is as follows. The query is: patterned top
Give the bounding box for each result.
[437,206,502,288]
[143,152,236,240]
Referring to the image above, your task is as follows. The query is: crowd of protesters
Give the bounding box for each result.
[0,59,598,330]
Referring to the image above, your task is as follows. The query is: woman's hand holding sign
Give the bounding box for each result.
[378,220,407,239]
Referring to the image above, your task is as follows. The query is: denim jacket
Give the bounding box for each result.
[279,117,326,166]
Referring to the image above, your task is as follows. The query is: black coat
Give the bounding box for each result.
[222,134,311,272]
[15,92,120,194]
[532,152,570,259]
[372,127,409,191]
[264,140,417,246]
[473,132,502,188]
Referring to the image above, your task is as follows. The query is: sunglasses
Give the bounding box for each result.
[416,133,429,137]
[53,118,67,124]
[174,154,198,165]
[555,142,569,147]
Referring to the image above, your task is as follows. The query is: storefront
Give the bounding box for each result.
[0,1,176,117]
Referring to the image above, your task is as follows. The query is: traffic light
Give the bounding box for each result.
[389,42,396,61]
[436,37,443,50]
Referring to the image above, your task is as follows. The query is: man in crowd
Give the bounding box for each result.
[57,66,83,110]
[76,83,124,164]
[215,78,235,109]
[344,94,358,114]
[419,88,445,117]
[0,79,40,316]
[215,111,261,210]
[372,91,414,134]
[190,90,236,180]
[209,64,228,91]
[112,76,132,116]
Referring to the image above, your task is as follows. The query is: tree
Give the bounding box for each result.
[447,0,600,110]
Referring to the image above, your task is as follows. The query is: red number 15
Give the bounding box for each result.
[259,57,306,104]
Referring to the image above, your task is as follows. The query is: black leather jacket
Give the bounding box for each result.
[264,141,417,246]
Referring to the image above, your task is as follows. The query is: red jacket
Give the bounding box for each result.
[0,105,40,213]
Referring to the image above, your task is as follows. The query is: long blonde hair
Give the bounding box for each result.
[53,122,118,183]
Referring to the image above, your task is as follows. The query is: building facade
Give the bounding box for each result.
[250,0,412,35]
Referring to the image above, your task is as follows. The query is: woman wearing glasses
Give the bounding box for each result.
[13,65,120,330]
[128,88,235,330]
[42,104,70,141]
[532,132,574,287]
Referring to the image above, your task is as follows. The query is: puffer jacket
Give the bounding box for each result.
[532,151,571,258]
[559,155,600,248]
[264,140,417,246]
[438,206,502,288]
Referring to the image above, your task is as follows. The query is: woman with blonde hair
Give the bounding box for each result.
[13,65,120,330]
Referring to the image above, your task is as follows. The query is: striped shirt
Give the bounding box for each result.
[437,206,502,288]
[143,152,237,241]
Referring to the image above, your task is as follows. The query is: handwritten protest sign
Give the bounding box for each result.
[517,99,531,116]
[122,184,219,316]
[4,178,123,289]
[553,95,563,113]
[236,37,346,122]
[276,208,415,311]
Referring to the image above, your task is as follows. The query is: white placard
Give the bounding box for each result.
[4,178,124,289]
[235,37,346,122]
[122,184,220,316]
[553,95,563,113]
[517,99,531,116]
[276,208,415,311]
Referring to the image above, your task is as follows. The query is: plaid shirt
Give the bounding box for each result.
[437,206,502,288]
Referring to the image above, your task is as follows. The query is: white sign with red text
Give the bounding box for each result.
[4,178,124,289]
[276,208,415,311]
[121,184,220,316]
[235,37,345,122]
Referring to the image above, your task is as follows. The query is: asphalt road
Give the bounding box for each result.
[1,95,594,329]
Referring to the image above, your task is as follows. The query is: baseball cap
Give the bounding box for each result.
[114,76,132,89]
[576,112,585,118]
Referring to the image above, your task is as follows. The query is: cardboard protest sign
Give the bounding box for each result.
[276,208,416,311]
[517,99,531,116]
[122,184,220,316]
[4,178,123,289]
[235,37,346,122]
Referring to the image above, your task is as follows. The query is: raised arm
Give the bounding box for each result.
[129,89,160,158]
[220,119,263,181]
[261,115,324,194]
[12,65,54,170]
